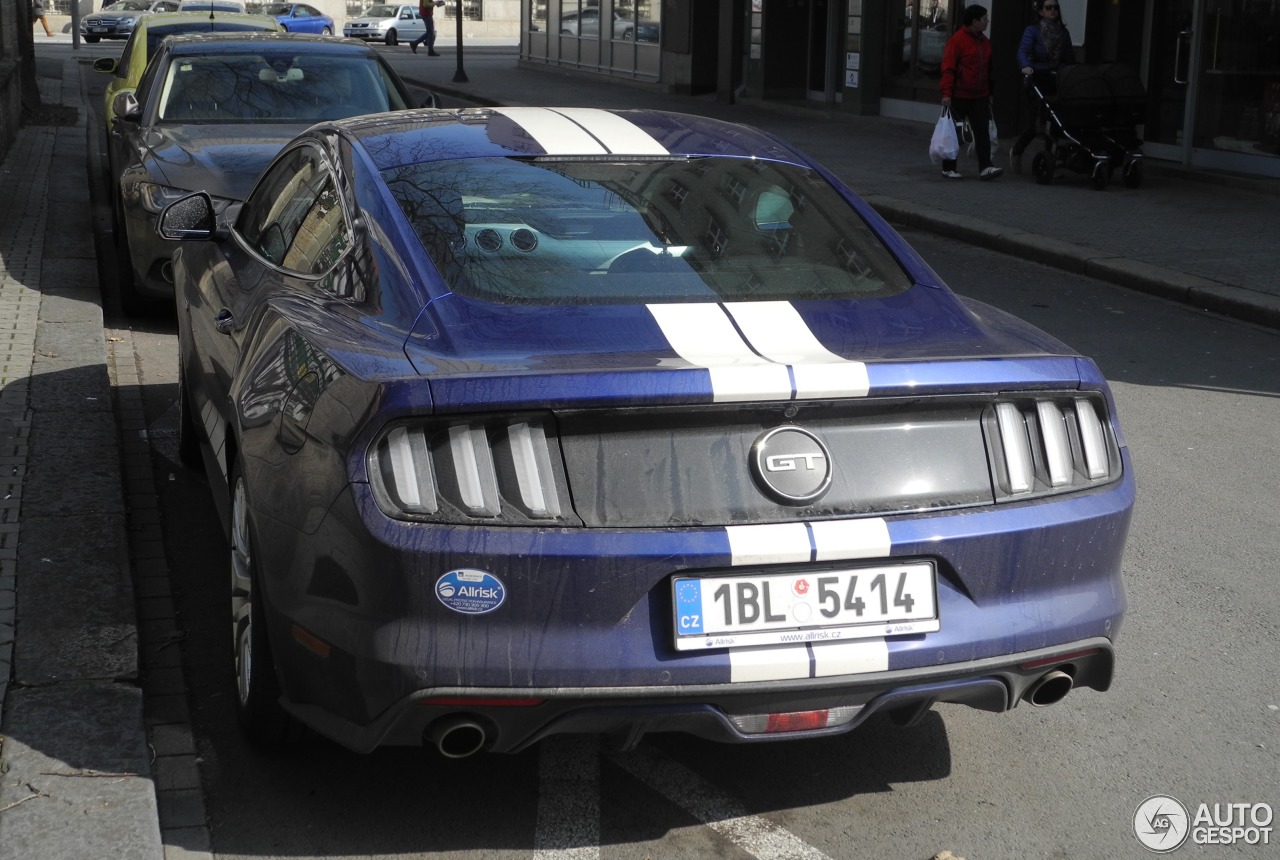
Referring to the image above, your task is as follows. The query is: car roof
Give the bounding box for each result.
[331,107,804,168]
[160,31,376,53]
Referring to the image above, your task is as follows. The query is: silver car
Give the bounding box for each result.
[342,3,425,46]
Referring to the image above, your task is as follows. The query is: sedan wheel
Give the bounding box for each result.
[384,28,397,46]
[321,26,332,35]
[231,466,294,744]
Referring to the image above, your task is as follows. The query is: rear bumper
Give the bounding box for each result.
[284,637,1116,753]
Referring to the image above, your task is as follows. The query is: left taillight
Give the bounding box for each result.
[369,415,571,524]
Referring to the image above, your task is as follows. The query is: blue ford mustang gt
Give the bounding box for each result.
[158,107,1134,756]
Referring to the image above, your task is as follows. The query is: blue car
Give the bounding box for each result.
[158,107,1134,756]
[258,1,334,33]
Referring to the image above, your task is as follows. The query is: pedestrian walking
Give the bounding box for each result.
[940,4,1002,180]
[410,0,445,55]
[1010,0,1075,173]
[32,0,54,37]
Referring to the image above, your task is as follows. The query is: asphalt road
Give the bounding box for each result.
[81,45,1279,859]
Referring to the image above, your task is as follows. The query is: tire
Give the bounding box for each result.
[230,464,296,745]
[1032,151,1053,185]
[113,196,151,316]
[1091,161,1111,190]
[384,28,397,46]
[321,26,332,35]
[176,353,203,471]
[1122,159,1143,189]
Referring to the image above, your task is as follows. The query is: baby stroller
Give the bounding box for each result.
[1025,63,1146,190]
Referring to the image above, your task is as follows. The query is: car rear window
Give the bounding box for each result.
[381,157,913,305]
[147,21,278,57]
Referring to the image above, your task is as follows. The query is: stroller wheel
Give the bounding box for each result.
[1123,159,1143,189]
[1032,152,1053,185]
[1091,160,1111,190]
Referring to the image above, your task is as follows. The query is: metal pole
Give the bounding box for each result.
[452,0,468,83]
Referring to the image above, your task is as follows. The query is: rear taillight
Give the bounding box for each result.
[988,395,1121,500]
[370,414,570,524]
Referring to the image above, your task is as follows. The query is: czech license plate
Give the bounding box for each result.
[673,562,938,651]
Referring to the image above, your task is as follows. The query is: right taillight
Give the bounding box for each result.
[988,395,1120,500]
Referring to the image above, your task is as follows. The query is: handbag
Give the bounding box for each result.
[929,108,960,165]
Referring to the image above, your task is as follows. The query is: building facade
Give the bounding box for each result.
[519,0,1280,179]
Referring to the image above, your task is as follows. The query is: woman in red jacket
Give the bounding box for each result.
[940,5,1003,180]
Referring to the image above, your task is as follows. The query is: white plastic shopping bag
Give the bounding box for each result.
[929,108,959,165]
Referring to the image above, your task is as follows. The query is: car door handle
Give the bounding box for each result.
[214,309,234,335]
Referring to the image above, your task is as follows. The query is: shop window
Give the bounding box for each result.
[886,0,953,101]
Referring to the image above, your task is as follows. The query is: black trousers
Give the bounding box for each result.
[942,96,993,172]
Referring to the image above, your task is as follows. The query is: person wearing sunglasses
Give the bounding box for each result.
[1010,0,1076,172]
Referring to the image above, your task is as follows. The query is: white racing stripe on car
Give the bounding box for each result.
[726,522,813,566]
[729,645,813,683]
[608,745,836,860]
[808,518,891,561]
[724,301,871,398]
[551,107,669,155]
[647,303,792,402]
[492,107,608,155]
[812,639,890,676]
[725,519,892,682]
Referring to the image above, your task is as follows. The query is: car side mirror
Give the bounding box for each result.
[157,192,221,241]
[112,91,142,123]
[421,91,442,109]
[93,56,118,74]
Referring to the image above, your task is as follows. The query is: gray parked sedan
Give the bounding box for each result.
[81,0,180,43]
[106,32,425,314]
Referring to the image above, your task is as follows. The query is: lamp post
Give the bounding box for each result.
[452,0,468,83]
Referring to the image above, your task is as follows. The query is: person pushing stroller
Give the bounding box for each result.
[1010,0,1075,173]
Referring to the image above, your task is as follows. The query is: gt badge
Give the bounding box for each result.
[750,426,833,505]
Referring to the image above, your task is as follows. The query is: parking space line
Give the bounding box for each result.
[607,746,834,860]
[532,736,601,859]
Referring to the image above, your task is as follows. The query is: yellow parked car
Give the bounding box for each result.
[93,11,282,134]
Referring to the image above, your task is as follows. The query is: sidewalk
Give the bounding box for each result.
[1,44,1278,860]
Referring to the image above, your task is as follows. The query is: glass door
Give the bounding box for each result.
[1145,0,1280,176]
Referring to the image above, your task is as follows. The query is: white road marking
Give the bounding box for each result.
[532,736,601,859]
[608,745,836,860]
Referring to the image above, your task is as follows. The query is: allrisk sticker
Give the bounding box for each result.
[435,569,506,615]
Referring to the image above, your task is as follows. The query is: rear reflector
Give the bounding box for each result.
[729,705,861,734]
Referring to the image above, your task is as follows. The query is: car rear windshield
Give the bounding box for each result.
[146,22,278,57]
[381,157,913,305]
[157,51,405,122]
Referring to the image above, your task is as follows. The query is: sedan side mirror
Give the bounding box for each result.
[111,91,142,123]
[157,192,221,241]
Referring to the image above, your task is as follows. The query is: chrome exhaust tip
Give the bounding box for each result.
[1023,669,1074,707]
[426,717,487,758]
